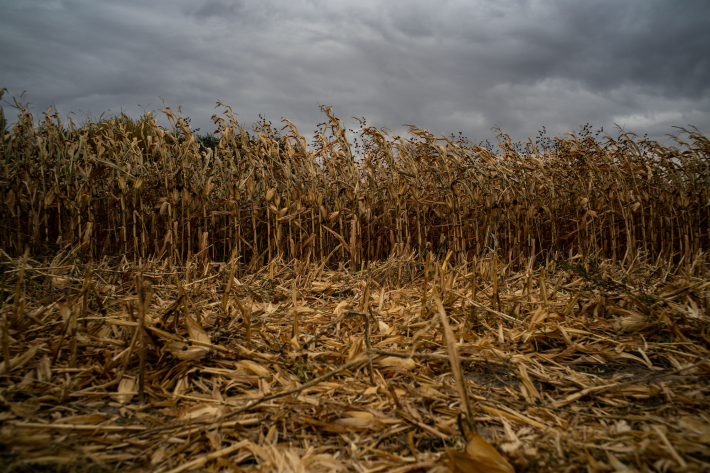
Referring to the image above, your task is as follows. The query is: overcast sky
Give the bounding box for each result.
[1,0,709,148]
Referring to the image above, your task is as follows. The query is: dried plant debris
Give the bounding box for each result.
[0,250,708,472]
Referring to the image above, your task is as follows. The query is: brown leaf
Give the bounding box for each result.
[446,434,515,473]
[113,377,137,404]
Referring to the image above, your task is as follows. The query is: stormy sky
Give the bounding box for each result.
[1,0,709,147]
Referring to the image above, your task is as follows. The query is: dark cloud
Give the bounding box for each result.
[192,0,245,20]
[1,0,708,145]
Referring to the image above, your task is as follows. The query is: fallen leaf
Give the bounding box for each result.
[375,356,416,371]
[446,433,514,473]
[237,360,273,381]
[112,377,136,404]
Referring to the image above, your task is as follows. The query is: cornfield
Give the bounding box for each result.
[1,90,709,473]
[1,92,708,271]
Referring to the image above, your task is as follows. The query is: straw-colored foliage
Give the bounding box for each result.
[1,91,707,268]
[0,90,709,472]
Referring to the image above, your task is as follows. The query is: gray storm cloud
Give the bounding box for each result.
[1,0,708,145]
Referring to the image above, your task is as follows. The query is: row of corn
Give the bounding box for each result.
[1,92,708,272]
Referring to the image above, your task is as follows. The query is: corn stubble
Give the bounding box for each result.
[0,90,709,472]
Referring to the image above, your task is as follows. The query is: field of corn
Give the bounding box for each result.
[0,88,709,472]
